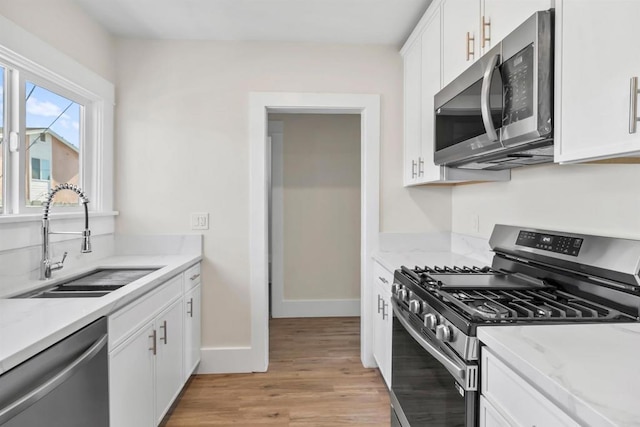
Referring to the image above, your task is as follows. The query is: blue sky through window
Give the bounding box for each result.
[26,82,80,148]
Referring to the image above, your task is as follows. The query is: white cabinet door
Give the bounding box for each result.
[420,4,444,183]
[556,0,640,162]
[481,0,551,53]
[442,0,481,87]
[155,298,184,423]
[479,396,515,427]
[184,284,201,379]
[372,280,392,388]
[404,39,422,186]
[109,323,155,427]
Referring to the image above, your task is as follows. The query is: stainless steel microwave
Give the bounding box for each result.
[434,10,553,170]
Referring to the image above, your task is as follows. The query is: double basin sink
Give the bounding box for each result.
[14,268,159,299]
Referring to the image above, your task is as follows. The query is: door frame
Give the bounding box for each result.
[249,92,380,371]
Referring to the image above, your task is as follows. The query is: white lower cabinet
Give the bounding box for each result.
[108,263,202,427]
[372,261,392,387]
[183,283,202,379]
[109,323,156,427]
[154,299,184,423]
[481,348,580,427]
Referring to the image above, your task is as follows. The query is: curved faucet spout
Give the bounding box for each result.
[40,184,92,280]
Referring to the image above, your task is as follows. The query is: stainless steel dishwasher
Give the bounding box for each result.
[0,317,109,426]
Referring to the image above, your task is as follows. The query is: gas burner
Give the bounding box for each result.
[470,301,511,319]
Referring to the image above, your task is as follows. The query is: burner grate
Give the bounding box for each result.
[439,287,627,322]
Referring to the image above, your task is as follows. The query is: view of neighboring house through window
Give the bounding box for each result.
[25,82,81,206]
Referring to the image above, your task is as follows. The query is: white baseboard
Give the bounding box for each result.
[197,347,254,374]
[272,298,360,318]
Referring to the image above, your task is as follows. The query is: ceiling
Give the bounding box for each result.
[73,0,432,46]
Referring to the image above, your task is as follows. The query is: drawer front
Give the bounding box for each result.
[184,263,201,291]
[481,348,580,427]
[479,396,514,427]
[373,261,393,292]
[109,274,183,351]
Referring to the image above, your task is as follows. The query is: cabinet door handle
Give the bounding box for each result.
[190,273,200,281]
[149,329,157,355]
[630,77,639,134]
[382,301,388,320]
[411,160,417,178]
[159,320,168,345]
[187,298,194,317]
[377,295,382,314]
[418,157,424,177]
[481,16,491,48]
[378,276,388,284]
[466,32,475,61]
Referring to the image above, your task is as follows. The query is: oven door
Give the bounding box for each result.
[390,299,477,427]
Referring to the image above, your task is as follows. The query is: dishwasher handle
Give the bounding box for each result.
[0,334,108,424]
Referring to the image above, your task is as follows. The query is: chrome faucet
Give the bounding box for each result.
[40,183,92,280]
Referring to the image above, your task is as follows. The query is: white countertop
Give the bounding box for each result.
[373,250,490,273]
[478,323,640,427]
[0,254,200,375]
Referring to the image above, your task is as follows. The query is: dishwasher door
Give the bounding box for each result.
[0,317,109,427]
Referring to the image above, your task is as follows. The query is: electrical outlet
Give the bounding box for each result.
[191,213,209,230]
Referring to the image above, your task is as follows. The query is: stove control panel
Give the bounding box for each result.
[517,230,583,257]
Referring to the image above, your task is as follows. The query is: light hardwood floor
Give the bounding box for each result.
[163,317,390,426]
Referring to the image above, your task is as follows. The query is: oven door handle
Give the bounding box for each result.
[392,300,477,391]
[480,53,501,143]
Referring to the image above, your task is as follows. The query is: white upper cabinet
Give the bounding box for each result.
[420,4,444,183]
[481,0,552,54]
[555,0,640,162]
[403,40,422,186]
[442,0,481,87]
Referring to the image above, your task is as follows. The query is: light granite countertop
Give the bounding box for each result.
[478,323,640,427]
[0,254,201,375]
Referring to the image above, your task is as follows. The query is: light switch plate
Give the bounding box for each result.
[191,212,209,230]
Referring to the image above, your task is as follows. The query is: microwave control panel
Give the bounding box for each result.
[501,44,534,126]
[516,231,584,257]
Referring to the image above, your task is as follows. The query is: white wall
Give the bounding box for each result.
[0,0,115,82]
[271,114,360,307]
[114,40,452,349]
[452,163,640,239]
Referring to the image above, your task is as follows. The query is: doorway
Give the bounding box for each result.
[268,114,361,318]
[249,92,380,372]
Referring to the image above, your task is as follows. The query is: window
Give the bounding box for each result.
[25,82,82,206]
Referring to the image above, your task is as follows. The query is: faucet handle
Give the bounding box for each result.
[60,252,68,264]
[50,252,68,273]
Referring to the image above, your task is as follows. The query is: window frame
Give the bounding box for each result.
[0,40,111,217]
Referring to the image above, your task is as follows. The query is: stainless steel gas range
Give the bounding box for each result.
[389,224,640,427]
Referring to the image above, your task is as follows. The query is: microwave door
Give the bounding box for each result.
[434,57,504,166]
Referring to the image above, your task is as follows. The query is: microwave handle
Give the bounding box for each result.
[480,54,500,142]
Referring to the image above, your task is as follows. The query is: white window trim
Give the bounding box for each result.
[0,13,114,222]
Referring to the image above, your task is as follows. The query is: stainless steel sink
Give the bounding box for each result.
[13,268,160,298]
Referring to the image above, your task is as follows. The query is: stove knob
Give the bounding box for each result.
[435,325,453,342]
[391,283,402,295]
[409,299,423,314]
[424,313,439,330]
[397,289,408,302]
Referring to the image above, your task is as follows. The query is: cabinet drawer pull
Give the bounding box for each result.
[160,320,168,344]
[187,298,194,317]
[481,16,491,48]
[378,276,388,284]
[411,160,417,178]
[418,157,424,177]
[377,295,382,314]
[149,329,157,355]
[190,273,200,281]
[466,32,475,61]
[630,77,639,134]
[382,301,388,320]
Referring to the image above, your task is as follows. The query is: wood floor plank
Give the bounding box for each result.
[163,317,390,426]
